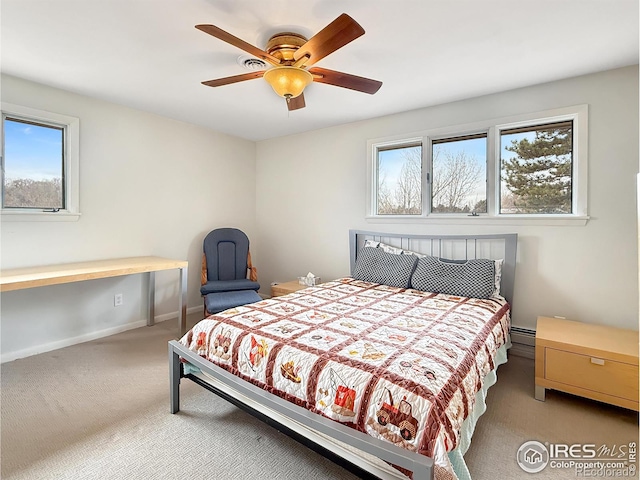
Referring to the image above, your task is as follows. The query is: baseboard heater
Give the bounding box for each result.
[510,326,536,346]
[509,327,536,359]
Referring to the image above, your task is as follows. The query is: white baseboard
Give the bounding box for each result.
[155,305,203,323]
[1,320,148,363]
[1,305,202,364]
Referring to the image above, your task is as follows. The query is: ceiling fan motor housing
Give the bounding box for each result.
[265,32,308,63]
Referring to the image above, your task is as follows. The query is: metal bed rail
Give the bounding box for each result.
[169,340,434,480]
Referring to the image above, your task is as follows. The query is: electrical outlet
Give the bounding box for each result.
[114,293,123,307]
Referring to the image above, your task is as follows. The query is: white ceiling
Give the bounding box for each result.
[2,0,638,141]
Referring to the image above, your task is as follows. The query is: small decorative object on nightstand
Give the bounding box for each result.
[298,272,321,287]
[535,316,639,411]
[271,280,311,297]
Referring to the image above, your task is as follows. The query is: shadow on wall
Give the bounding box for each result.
[513,235,583,329]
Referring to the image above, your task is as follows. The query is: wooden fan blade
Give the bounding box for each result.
[287,93,306,111]
[202,71,265,87]
[308,67,382,94]
[293,14,365,67]
[196,24,281,66]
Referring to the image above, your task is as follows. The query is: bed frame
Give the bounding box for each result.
[349,230,517,307]
[168,230,518,480]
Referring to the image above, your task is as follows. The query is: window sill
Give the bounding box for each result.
[365,215,589,226]
[1,211,81,222]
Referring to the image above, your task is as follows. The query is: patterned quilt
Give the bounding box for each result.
[180,278,510,480]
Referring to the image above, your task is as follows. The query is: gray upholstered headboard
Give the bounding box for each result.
[349,230,518,307]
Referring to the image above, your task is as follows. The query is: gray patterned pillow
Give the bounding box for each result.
[411,256,495,298]
[352,247,418,288]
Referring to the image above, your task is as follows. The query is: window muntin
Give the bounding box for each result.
[3,117,66,210]
[376,143,422,215]
[431,134,487,214]
[500,121,573,214]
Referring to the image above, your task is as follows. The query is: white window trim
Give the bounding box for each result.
[366,105,589,226]
[1,103,80,222]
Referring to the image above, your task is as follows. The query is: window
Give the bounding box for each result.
[3,117,65,210]
[1,103,79,221]
[376,142,422,215]
[432,134,487,214]
[499,121,572,214]
[367,105,588,225]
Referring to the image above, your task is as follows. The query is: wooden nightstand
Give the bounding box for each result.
[271,280,310,297]
[535,316,639,411]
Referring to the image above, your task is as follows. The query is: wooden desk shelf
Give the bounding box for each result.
[1,256,189,334]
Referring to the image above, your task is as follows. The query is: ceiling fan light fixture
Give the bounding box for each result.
[263,66,312,99]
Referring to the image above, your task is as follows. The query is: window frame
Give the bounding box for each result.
[1,103,80,222]
[373,137,424,216]
[366,105,588,226]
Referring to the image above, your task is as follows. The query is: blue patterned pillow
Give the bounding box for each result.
[353,247,418,288]
[410,256,495,298]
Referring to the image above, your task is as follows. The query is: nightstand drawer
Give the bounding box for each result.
[545,348,639,401]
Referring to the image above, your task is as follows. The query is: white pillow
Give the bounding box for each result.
[493,259,503,296]
[363,239,425,257]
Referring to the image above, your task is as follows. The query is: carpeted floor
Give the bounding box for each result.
[1,313,638,480]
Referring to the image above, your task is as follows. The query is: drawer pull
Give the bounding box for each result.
[590,357,605,366]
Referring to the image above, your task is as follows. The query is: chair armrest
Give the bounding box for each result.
[200,279,261,295]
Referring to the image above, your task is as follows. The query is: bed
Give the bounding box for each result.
[169,230,517,480]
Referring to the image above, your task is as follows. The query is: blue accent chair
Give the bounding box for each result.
[200,228,261,315]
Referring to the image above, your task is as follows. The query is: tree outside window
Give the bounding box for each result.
[377,144,422,215]
[375,136,487,215]
[432,135,486,214]
[500,121,573,214]
[369,105,585,222]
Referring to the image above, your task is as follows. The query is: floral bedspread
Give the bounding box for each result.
[180,278,510,479]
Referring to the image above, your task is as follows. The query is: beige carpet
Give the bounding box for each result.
[464,348,639,479]
[2,313,638,480]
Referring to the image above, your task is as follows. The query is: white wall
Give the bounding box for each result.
[255,66,639,332]
[1,75,256,361]
[3,66,637,361]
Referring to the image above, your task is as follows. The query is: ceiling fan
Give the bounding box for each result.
[196,13,382,111]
